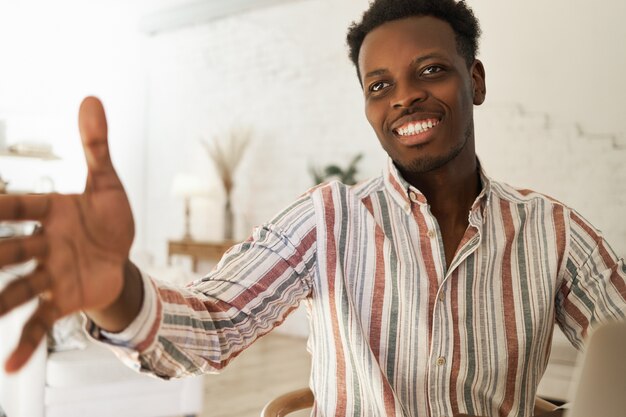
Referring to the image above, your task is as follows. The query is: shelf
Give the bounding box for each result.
[0,149,61,161]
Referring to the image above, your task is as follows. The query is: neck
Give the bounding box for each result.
[399,149,481,224]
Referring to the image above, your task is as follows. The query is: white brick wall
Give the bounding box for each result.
[1,0,623,264]
[0,0,623,340]
[475,104,626,257]
[142,0,379,262]
[141,0,626,265]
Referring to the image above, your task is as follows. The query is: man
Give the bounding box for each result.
[0,0,624,416]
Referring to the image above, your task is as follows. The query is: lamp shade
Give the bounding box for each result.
[171,173,210,198]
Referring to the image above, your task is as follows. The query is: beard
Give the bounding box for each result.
[395,119,474,175]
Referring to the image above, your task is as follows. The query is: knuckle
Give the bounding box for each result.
[35,265,52,289]
[15,239,26,262]
[40,238,50,258]
[20,278,35,298]
[42,195,52,218]
[49,303,63,321]
[39,299,62,323]
[24,321,46,346]
[32,314,52,335]
[31,235,48,259]
[13,196,25,220]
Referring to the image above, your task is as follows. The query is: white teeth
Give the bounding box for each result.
[395,119,439,136]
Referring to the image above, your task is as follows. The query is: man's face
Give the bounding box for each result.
[359,16,486,175]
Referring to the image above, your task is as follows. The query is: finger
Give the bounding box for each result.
[0,235,48,267]
[0,265,52,317]
[78,97,121,190]
[0,194,50,221]
[4,299,61,373]
[79,96,110,173]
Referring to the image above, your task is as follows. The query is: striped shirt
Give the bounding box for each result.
[89,158,626,417]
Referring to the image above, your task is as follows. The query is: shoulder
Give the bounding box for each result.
[487,180,577,240]
[489,179,570,211]
[489,179,607,245]
[305,176,385,205]
[262,176,384,236]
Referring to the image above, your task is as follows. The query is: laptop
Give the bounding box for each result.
[564,321,626,417]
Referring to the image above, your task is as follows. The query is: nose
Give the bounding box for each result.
[392,80,427,109]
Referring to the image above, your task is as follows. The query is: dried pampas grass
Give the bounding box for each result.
[200,127,252,194]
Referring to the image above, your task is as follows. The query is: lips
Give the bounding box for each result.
[392,118,441,137]
[389,114,443,147]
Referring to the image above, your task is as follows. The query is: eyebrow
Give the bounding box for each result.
[363,52,449,80]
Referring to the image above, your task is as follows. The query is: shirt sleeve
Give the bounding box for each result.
[555,208,626,350]
[84,194,317,379]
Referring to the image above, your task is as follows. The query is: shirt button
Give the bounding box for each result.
[439,293,445,302]
[427,230,436,239]
[436,356,446,366]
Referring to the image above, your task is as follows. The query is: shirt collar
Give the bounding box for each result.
[383,157,492,219]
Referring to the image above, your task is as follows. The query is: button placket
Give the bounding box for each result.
[428,306,449,417]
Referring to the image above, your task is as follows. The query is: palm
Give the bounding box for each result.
[45,187,133,314]
[0,97,134,371]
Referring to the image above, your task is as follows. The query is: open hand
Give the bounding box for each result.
[0,97,134,372]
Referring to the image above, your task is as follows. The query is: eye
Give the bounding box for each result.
[369,81,390,93]
[421,65,444,76]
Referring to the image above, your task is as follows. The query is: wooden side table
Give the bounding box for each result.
[167,239,236,272]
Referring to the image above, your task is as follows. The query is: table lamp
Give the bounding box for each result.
[171,173,209,241]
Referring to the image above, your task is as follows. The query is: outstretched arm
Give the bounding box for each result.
[0,97,142,372]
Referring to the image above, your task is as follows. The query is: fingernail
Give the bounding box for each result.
[4,354,20,373]
[4,360,16,373]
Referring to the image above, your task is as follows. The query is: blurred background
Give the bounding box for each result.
[0,0,624,415]
[0,0,624,260]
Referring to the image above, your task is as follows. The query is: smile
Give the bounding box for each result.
[393,118,440,136]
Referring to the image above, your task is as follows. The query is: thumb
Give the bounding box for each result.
[78,96,120,190]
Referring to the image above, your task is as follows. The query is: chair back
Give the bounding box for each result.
[261,387,314,417]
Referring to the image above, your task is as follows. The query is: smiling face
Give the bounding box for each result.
[359,16,486,177]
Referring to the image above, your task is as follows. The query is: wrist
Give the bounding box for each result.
[86,260,144,333]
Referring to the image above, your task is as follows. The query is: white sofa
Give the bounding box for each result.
[0,259,205,417]
[1,337,203,417]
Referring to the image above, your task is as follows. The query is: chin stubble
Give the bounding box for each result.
[397,120,474,175]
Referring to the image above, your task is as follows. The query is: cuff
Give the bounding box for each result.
[84,269,162,351]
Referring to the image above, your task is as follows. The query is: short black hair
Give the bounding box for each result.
[346,0,481,81]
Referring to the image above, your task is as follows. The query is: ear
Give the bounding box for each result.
[470,59,486,105]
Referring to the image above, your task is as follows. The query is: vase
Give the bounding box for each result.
[224,195,234,240]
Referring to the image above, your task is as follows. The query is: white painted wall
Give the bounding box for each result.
[139,0,626,337]
[472,0,626,137]
[1,0,624,339]
[141,0,626,260]
[141,0,377,265]
[0,0,149,249]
